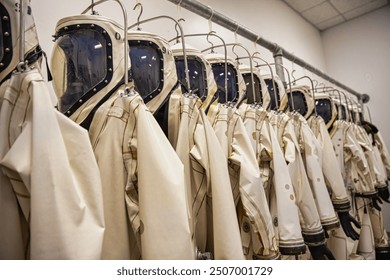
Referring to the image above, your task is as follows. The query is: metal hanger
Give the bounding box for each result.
[16,0,30,72]
[133,2,143,30]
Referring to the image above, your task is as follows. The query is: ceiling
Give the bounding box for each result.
[282,0,389,31]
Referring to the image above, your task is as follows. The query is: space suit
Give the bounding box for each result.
[51,14,193,260]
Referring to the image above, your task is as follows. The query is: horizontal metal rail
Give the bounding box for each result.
[166,0,369,103]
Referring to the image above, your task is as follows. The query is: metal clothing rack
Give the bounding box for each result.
[166,0,370,103]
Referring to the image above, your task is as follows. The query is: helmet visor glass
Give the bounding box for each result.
[289,91,308,116]
[264,78,280,110]
[129,40,163,100]
[211,63,238,103]
[52,28,108,113]
[175,56,207,100]
[243,73,261,104]
[315,98,332,124]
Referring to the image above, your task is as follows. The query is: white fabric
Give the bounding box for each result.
[0,69,105,259]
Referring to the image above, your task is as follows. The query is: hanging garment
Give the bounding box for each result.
[238,103,306,256]
[207,102,278,259]
[327,120,374,259]
[280,85,344,226]
[268,110,326,247]
[238,64,271,109]
[87,90,194,260]
[308,115,351,212]
[51,14,193,260]
[353,123,387,188]
[375,132,390,177]
[167,91,244,260]
[0,0,41,85]
[351,122,390,257]
[0,69,105,259]
[288,112,339,230]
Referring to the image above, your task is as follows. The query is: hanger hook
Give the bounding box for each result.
[206,31,215,53]
[291,69,297,84]
[313,79,319,91]
[133,2,143,30]
[175,18,185,43]
[232,44,240,63]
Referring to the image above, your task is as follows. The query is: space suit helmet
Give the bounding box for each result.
[280,85,315,119]
[0,0,40,84]
[171,42,217,109]
[314,92,338,128]
[239,64,271,109]
[204,52,246,104]
[127,30,179,114]
[51,14,129,123]
[261,73,285,111]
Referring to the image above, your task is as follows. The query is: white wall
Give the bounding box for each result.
[322,6,390,231]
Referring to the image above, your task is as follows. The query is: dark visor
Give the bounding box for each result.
[243,73,262,104]
[315,98,332,124]
[128,40,163,101]
[175,56,207,100]
[211,63,238,103]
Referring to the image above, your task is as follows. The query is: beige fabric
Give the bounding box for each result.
[331,121,376,195]
[238,104,306,255]
[128,31,179,114]
[357,199,375,260]
[51,15,128,124]
[354,124,386,188]
[369,207,389,249]
[86,90,194,260]
[0,69,105,259]
[167,91,244,260]
[268,111,325,244]
[328,121,378,259]
[351,125,389,250]
[207,103,278,259]
[375,132,390,178]
[308,116,350,210]
[0,0,39,83]
[288,112,339,230]
[171,43,218,111]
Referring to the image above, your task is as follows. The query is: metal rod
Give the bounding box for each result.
[166,0,369,103]
[19,0,25,63]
